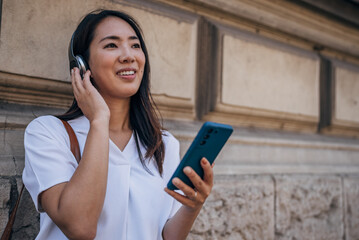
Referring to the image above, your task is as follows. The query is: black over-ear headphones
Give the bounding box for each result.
[68,32,89,78]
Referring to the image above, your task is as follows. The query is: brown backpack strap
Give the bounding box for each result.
[60,119,81,163]
[1,119,81,240]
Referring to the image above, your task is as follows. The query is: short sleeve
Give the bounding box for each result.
[22,116,79,212]
[162,132,183,219]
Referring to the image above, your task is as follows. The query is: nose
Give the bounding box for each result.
[119,46,135,63]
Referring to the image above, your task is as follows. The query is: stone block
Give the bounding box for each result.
[0,129,25,157]
[15,177,23,194]
[275,175,343,240]
[188,175,274,240]
[130,10,197,100]
[0,157,17,176]
[344,175,359,240]
[0,178,38,239]
[0,208,9,234]
[222,34,319,117]
[335,65,359,124]
[0,179,11,209]
[12,188,39,240]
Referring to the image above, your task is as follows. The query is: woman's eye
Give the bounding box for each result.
[132,43,141,49]
[104,43,117,48]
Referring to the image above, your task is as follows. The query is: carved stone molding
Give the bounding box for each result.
[0,71,73,108]
[161,0,359,58]
[203,103,318,133]
[152,94,195,120]
[164,120,359,175]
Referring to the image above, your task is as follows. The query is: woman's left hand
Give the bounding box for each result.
[164,157,214,211]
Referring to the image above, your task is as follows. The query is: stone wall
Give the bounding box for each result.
[189,174,359,240]
[1,0,359,239]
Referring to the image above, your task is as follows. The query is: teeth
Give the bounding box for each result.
[118,70,135,76]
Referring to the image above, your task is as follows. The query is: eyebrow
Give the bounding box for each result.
[99,35,139,43]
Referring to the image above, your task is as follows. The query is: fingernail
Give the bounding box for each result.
[202,158,207,164]
[173,178,180,184]
[71,69,74,74]
[184,167,191,174]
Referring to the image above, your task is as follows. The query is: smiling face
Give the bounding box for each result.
[88,16,146,100]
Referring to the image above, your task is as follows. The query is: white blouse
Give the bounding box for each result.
[22,115,182,240]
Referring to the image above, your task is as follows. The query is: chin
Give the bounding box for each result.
[113,87,140,99]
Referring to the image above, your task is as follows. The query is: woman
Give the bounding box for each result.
[23,9,213,239]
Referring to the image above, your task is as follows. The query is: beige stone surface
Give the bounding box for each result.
[335,66,359,124]
[127,11,197,100]
[0,0,196,100]
[0,0,100,80]
[344,176,359,240]
[188,175,274,240]
[222,34,319,117]
[275,175,343,240]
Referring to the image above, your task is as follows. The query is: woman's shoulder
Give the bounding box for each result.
[161,130,180,152]
[27,115,60,127]
[26,115,64,134]
[162,130,178,144]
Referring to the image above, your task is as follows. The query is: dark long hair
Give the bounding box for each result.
[58,9,165,175]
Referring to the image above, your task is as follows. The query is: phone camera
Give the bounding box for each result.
[204,134,210,139]
[208,129,213,133]
[200,141,206,145]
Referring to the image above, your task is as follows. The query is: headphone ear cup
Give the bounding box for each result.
[75,55,89,78]
[68,32,89,78]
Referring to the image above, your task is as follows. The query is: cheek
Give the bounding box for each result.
[138,50,146,66]
[139,55,146,74]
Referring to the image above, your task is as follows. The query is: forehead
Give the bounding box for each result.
[93,16,138,40]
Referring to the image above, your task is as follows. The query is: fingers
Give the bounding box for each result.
[71,68,93,97]
[184,167,205,192]
[82,69,93,90]
[172,177,201,202]
[71,68,79,98]
[201,158,214,186]
[165,157,214,210]
[71,68,85,97]
[182,158,213,194]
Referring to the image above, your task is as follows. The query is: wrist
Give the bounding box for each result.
[182,204,203,214]
[89,117,110,129]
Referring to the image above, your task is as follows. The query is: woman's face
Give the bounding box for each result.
[88,16,146,100]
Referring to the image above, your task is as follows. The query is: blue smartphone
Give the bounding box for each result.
[167,121,233,190]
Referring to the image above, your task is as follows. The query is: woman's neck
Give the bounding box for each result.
[104,97,131,132]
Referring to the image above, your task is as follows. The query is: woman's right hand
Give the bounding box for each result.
[71,67,110,123]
